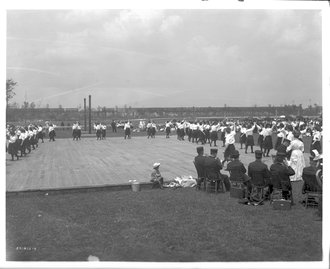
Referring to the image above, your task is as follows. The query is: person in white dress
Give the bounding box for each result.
[286,130,305,182]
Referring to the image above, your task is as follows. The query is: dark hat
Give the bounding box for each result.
[276,152,287,158]
[231,150,240,158]
[210,148,218,154]
[196,146,204,153]
[282,138,290,144]
[255,150,263,158]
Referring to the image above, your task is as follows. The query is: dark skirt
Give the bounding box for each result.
[192,129,198,139]
[8,142,18,155]
[205,129,210,140]
[165,127,171,135]
[22,138,29,149]
[220,131,226,142]
[239,133,246,144]
[16,139,23,152]
[246,135,254,146]
[274,136,283,150]
[96,129,101,138]
[210,131,218,141]
[49,130,56,139]
[224,144,236,159]
[37,131,44,140]
[33,135,38,145]
[257,135,264,146]
[263,135,273,150]
[151,127,156,136]
[125,128,131,136]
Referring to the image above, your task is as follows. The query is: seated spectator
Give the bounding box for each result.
[151,162,164,189]
[194,146,207,188]
[269,152,295,201]
[248,150,271,199]
[204,148,230,191]
[226,150,251,195]
[302,157,322,194]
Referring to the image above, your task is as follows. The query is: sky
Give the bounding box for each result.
[6,8,323,108]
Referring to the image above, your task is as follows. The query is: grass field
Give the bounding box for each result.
[6,184,322,262]
[6,134,322,262]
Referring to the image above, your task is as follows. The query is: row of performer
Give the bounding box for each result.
[6,123,56,161]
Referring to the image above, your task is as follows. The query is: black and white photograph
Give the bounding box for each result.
[2,0,329,267]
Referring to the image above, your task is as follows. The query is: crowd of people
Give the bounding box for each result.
[147,117,322,210]
[164,118,322,172]
[7,115,323,214]
[6,122,57,161]
[93,122,107,140]
[192,143,322,207]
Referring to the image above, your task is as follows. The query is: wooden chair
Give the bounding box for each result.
[249,171,268,204]
[204,169,225,194]
[270,171,293,205]
[193,161,206,191]
[302,172,322,208]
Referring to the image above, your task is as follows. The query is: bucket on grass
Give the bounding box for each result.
[131,181,140,192]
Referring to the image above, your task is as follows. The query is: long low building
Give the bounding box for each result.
[6,105,321,123]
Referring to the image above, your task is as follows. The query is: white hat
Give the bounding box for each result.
[153,162,160,169]
[312,150,323,161]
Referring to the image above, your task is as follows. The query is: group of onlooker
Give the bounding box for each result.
[193,143,322,210]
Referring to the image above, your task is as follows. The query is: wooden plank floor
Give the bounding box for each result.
[6,136,311,192]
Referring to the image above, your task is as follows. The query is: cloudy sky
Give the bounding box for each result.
[6,9,322,108]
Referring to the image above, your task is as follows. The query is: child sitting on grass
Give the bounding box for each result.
[151,162,164,189]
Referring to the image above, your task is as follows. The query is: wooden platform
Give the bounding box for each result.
[6,136,310,192]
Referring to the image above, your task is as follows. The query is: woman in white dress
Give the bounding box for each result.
[286,130,305,181]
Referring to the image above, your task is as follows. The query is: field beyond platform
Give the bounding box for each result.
[6,135,311,192]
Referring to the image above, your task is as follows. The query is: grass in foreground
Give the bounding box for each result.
[6,181,321,262]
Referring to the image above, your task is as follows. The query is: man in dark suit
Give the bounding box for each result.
[194,146,207,188]
[226,149,251,194]
[269,152,295,200]
[204,148,230,191]
[248,150,271,200]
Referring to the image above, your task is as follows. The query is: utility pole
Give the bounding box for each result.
[84,98,87,131]
[89,95,92,134]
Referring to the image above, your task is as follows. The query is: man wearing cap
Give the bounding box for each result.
[248,150,271,200]
[269,152,295,201]
[151,163,164,189]
[204,148,230,191]
[194,146,207,188]
[226,150,251,194]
